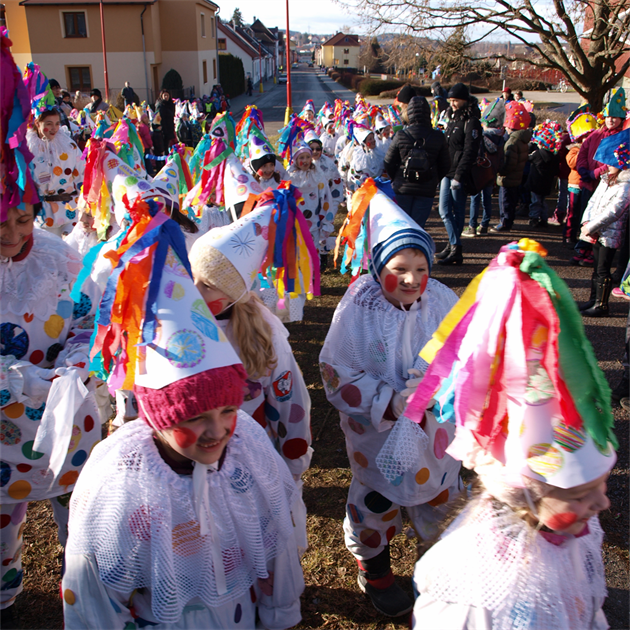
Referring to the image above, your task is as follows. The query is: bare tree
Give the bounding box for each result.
[340,0,630,110]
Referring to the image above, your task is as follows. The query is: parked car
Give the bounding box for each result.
[292,62,299,69]
[278,73,287,84]
[308,62,313,67]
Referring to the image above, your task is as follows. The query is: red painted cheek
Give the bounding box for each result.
[206,299,225,315]
[172,427,197,449]
[546,512,578,531]
[229,414,238,438]
[420,275,428,295]
[384,274,398,293]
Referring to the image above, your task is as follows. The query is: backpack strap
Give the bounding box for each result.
[403,129,427,149]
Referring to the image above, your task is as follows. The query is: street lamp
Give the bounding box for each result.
[284,0,292,125]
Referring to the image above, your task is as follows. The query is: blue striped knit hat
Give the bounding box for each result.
[367,189,435,280]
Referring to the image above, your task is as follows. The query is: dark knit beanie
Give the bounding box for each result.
[447,83,469,101]
[396,84,416,104]
[135,364,247,430]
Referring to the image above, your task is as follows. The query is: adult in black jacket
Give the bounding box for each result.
[436,83,482,265]
[384,96,450,227]
[156,90,176,148]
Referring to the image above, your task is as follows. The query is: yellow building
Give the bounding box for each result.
[4,0,220,101]
[318,32,360,69]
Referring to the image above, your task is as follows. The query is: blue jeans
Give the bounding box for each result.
[438,177,467,246]
[555,178,568,216]
[498,186,519,227]
[469,183,493,229]
[529,192,548,220]
[395,194,434,228]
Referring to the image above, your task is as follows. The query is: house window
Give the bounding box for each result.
[63,12,87,38]
[343,48,349,54]
[203,60,208,83]
[200,13,206,37]
[343,59,349,65]
[211,16,215,37]
[213,58,216,80]
[67,66,91,92]
[218,38,226,50]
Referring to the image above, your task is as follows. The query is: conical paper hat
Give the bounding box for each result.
[193,203,273,291]
[223,152,264,209]
[134,247,241,390]
[248,132,275,163]
[152,156,181,210]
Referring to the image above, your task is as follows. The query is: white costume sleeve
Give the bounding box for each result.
[412,596,493,630]
[257,531,305,630]
[63,553,135,629]
[265,334,313,478]
[320,303,394,431]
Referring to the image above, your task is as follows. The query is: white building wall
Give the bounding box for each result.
[222,35,258,83]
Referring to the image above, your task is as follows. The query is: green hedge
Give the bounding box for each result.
[219,54,245,99]
[359,79,404,96]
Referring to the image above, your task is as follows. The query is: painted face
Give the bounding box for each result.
[449,98,468,111]
[257,162,276,179]
[193,276,232,315]
[157,405,238,465]
[364,133,376,151]
[379,249,429,307]
[309,142,323,160]
[604,116,622,130]
[79,211,95,233]
[296,152,312,171]
[37,114,61,140]
[537,472,610,536]
[0,206,35,259]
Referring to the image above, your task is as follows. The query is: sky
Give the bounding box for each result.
[215,0,362,36]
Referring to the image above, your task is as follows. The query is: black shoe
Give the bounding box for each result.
[490,223,511,232]
[1,605,19,630]
[357,574,413,618]
[435,244,452,260]
[320,254,328,273]
[579,278,597,312]
[611,369,629,403]
[582,278,612,317]
[528,218,540,227]
[437,245,463,266]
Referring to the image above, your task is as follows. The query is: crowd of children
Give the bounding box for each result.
[1,25,629,629]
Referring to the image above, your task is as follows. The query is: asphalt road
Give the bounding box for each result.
[231,64,354,135]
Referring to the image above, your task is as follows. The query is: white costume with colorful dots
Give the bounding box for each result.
[218,301,312,480]
[286,164,334,254]
[26,128,84,236]
[63,413,304,630]
[320,275,461,558]
[411,499,609,630]
[0,229,101,608]
[320,130,340,159]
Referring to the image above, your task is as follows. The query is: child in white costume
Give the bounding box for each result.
[287,140,334,258]
[320,183,462,617]
[320,117,340,159]
[0,45,101,619]
[406,240,617,630]
[189,204,313,486]
[62,200,304,630]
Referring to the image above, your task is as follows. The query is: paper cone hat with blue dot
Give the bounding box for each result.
[91,197,241,392]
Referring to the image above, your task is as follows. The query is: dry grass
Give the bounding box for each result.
[12,205,629,629]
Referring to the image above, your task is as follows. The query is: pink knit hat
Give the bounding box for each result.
[135,364,247,431]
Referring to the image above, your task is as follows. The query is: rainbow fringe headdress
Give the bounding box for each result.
[1,27,39,220]
[404,239,617,489]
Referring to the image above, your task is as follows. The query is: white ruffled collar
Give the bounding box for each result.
[67,412,297,623]
[0,229,82,321]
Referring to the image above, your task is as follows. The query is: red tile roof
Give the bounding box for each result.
[322,33,360,47]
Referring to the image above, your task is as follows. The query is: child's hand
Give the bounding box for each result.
[401,368,424,398]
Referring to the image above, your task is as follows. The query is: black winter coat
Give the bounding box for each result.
[527,146,559,196]
[443,103,482,191]
[156,98,176,142]
[384,97,450,198]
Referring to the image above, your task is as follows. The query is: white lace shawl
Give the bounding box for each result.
[414,497,607,630]
[0,229,82,320]
[321,275,458,393]
[66,412,298,624]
